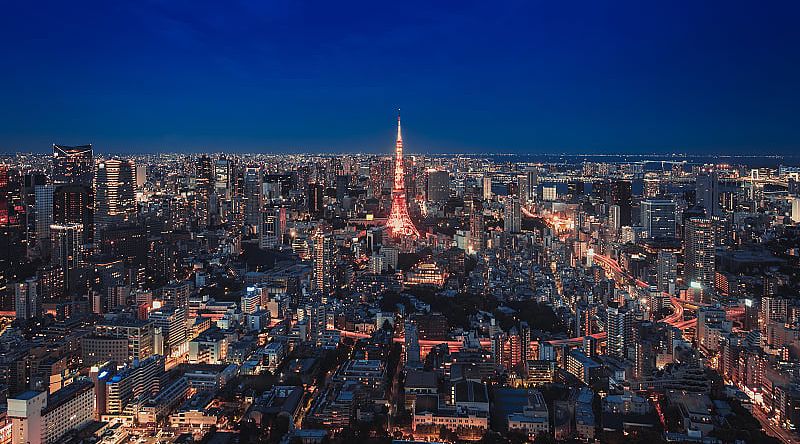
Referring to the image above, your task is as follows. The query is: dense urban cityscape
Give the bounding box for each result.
[0,113,797,444]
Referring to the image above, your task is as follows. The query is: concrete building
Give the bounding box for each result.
[9,380,94,444]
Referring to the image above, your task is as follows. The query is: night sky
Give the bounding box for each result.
[1,0,799,154]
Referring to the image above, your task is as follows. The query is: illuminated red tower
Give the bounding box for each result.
[386,112,420,238]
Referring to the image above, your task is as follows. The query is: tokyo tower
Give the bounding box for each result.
[386,111,420,238]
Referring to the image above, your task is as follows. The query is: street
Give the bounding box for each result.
[752,406,800,444]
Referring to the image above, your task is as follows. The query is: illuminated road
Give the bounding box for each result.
[753,405,800,444]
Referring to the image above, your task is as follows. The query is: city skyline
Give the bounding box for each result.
[2,2,800,444]
[2,1,800,154]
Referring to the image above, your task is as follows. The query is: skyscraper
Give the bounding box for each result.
[34,185,54,242]
[312,229,334,296]
[482,176,492,200]
[15,277,39,320]
[53,184,93,243]
[469,202,485,251]
[610,180,632,226]
[608,204,621,233]
[307,183,325,217]
[243,166,262,233]
[606,303,633,360]
[696,171,721,217]
[426,170,450,203]
[641,199,677,239]
[94,159,135,236]
[684,217,715,295]
[50,223,84,294]
[53,144,93,186]
[656,251,677,294]
[195,155,213,228]
[504,196,521,233]
[527,170,539,201]
[516,174,530,203]
[214,158,231,197]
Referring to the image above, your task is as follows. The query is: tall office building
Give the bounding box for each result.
[214,158,231,196]
[14,277,39,320]
[312,230,334,296]
[610,180,632,226]
[656,251,677,294]
[52,144,93,186]
[53,184,93,243]
[50,223,84,294]
[696,172,721,217]
[641,199,677,239]
[195,155,213,228]
[94,159,135,236]
[426,170,450,203]
[504,196,521,233]
[243,167,262,232]
[684,217,715,294]
[34,185,55,241]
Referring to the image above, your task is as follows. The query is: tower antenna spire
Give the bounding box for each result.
[396,109,402,142]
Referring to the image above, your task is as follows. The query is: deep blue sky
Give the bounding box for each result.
[1,1,799,154]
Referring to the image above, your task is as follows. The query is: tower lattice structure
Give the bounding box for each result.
[386,112,420,238]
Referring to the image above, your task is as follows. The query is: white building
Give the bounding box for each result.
[9,381,94,444]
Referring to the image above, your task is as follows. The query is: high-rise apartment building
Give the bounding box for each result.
[606,303,633,361]
[684,217,715,294]
[312,230,334,296]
